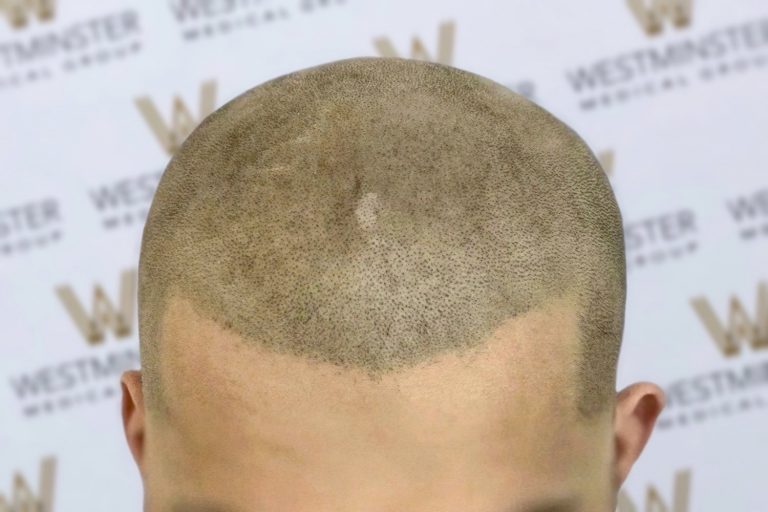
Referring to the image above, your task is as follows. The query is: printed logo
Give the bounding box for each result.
[658,282,768,430]
[0,0,55,29]
[624,208,699,272]
[691,282,768,357]
[727,186,768,242]
[55,269,135,344]
[135,80,217,155]
[7,270,140,419]
[566,10,768,112]
[627,0,693,36]
[616,469,691,512]
[598,149,615,177]
[373,20,455,65]
[0,6,143,93]
[168,0,346,43]
[0,198,63,258]
[0,457,56,512]
[88,171,161,231]
[373,22,537,106]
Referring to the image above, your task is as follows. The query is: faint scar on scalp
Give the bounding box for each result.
[355,191,380,232]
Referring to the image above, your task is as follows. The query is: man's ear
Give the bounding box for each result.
[121,370,146,476]
[611,381,666,491]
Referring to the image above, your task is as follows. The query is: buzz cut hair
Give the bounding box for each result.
[138,57,625,420]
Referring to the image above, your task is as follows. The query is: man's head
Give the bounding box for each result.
[121,57,665,512]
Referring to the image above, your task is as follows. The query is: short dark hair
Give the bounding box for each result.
[138,57,625,420]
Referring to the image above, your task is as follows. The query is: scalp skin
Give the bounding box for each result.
[138,56,625,420]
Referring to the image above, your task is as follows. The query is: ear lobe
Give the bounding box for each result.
[121,370,146,476]
[611,381,666,490]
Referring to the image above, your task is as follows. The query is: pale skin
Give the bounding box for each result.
[121,293,665,512]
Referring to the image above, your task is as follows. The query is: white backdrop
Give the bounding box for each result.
[0,0,766,510]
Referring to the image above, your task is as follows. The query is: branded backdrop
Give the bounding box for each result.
[0,0,766,510]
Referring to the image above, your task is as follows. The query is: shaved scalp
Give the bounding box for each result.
[138,57,625,420]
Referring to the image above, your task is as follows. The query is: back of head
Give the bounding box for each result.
[138,56,624,424]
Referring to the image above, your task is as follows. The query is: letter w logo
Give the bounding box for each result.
[0,457,56,512]
[135,80,217,155]
[627,0,693,35]
[55,269,136,345]
[598,149,615,177]
[691,282,768,357]
[0,0,54,28]
[616,469,691,512]
[373,20,455,65]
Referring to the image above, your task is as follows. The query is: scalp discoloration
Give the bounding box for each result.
[138,57,625,420]
[355,192,381,233]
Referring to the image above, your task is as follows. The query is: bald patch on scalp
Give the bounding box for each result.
[138,57,625,419]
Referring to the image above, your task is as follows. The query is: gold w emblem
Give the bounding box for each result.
[691,282,768,357]
[55,269,136,344]
[0,457,56,512]
[627,0,693,35]
[373,20,455,65]
[135,80,217,155]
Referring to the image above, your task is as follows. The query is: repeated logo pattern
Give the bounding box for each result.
[55,269,136,344]
[617,469,692,512]
[373,19,455,65]
[135,80,218,155]
[0,0,55,29]
[627,0,693,36]
[691,283,768,357]
[0,457,56,512]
